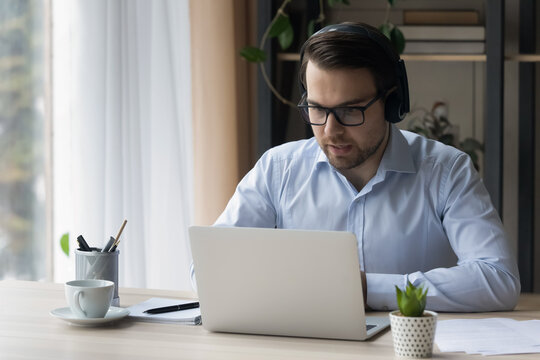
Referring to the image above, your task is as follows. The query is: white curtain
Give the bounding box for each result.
[52,0,193,290]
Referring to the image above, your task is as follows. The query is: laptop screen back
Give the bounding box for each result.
[189,226,370,340]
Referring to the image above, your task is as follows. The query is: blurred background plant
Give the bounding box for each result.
[240,0,405,108]
[407,101,484,171]
[60,233,69,256]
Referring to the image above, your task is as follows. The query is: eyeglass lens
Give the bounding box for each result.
[301,106,365,126]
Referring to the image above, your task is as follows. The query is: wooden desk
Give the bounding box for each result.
[1,280,538,359]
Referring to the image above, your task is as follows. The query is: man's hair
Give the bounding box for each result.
[299,22,398,95]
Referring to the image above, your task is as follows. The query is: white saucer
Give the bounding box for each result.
[50,306,130,326]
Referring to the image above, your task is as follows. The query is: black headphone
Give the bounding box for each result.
[299,23,410,124]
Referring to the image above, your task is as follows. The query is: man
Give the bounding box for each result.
[213,23,520,312]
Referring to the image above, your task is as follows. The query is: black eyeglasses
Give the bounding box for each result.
[297,92,384,127]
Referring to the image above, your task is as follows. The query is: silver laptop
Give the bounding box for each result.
[189,226,390,341]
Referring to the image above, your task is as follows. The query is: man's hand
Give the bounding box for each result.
[361,271,367,308]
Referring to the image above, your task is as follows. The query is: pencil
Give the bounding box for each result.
[108,219,127,252]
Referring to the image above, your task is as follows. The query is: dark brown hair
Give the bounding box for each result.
[299,22,397,95]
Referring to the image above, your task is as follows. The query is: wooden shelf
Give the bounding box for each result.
[277,53,300,62]
[278,53,540,63]
[277,53,487,62]
[505,54,540,62]
[401,54,486,61]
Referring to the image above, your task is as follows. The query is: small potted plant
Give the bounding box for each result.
[389,281,437,358]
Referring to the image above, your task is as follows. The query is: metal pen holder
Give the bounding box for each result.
[75,249,120,306]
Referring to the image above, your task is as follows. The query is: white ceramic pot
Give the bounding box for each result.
[389,310,438,358]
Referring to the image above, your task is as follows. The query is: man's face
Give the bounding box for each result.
[305,61,388,172]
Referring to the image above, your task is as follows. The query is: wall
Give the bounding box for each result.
[190,0,257,225]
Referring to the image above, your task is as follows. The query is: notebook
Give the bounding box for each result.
[189,226,390,341]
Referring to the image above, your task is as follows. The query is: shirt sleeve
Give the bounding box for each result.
[366,153,521,312]
[213,150,280,228]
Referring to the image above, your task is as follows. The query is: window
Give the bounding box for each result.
[0,0,49,280]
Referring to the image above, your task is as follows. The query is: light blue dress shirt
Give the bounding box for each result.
[214,125,520,312]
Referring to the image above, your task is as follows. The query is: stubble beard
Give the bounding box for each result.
[323,130,387,171]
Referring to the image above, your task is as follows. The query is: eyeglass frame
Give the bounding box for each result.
[297,91,385,127]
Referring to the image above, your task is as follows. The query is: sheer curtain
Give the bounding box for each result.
[53,0,193,290]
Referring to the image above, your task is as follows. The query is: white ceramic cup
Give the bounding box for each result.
[65,279,114,318]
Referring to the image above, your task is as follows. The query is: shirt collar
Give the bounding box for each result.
[379,124,416,174]
[316,145,329,164]
[314,124,416,174]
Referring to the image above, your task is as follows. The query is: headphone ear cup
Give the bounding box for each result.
[384,92,403,124]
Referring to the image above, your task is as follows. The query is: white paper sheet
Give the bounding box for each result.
[435,318,540,356]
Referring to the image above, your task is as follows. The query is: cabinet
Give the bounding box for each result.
[256,0,538,291]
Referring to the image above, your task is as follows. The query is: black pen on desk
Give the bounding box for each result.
[143,302,200,314]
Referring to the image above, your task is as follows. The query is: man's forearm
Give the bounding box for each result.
[365,261,520,312]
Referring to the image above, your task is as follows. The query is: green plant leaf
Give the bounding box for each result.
[387,0,396,6]
[278,21,294,50]
[269,13,290,38]
[239,46,267,63]
[307,19,316,37]
[390,25,406,54]
[60,232,69,256]
[395,281,427,317]
[395,285,403,304]
[379,23,392,40]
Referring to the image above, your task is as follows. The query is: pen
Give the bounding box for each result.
[109,239,120,252]
[143,302,200,314]
[101,236,116,252]
[77,235,92,251]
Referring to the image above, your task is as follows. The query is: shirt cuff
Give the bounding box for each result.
[366,273,406,311]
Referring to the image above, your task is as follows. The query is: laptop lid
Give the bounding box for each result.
[189,226,389,341]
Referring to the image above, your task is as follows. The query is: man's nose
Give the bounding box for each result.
[324,111,345,136]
